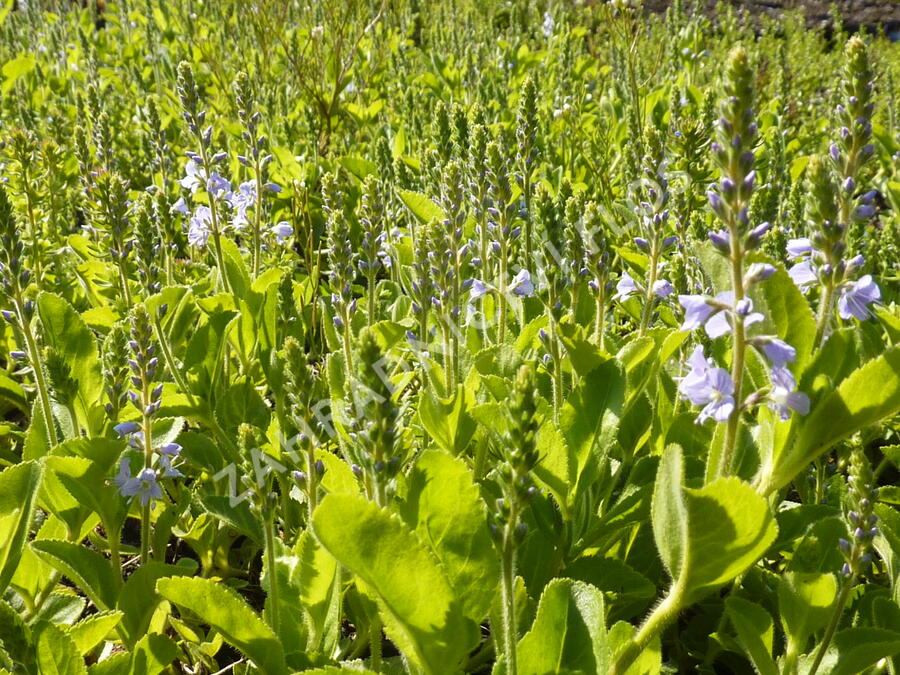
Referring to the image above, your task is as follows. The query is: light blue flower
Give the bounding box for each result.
[679,345,735,424]
[511,269,534,297]
[119,467,163,507]
[171,196,190,216]
[838,274,880,320]
[761,337,796,368]
[188,206,212,247]
[180,160,203,193]
[768,367,810,420]
[272,221,293,243]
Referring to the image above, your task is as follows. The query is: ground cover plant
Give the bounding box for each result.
[1,0,900,672]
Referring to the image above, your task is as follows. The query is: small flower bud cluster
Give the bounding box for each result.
[490,364,540,546]
[0,186,31,302]
[410,228,433,340]
[831,37,876,208]
[707,47,767,249]
[132,193,162,296]
[359,175,388,277]
[126,304,162,418]
[348,330,402,506]
[486,141,523,271]
[281,337,327,511]
[516,75,541,267]
[322,173,356,332]
[534,184,569,314]
[426,218,459,326]
[839,444,879,577]
[102,323,130,421]
[236,424,278,514]
[144,97,172,189]
[583,200,611,284]
[469,124,493,279]
[785,38,881,327]
[112,304,182,508]
[432,101,454,164]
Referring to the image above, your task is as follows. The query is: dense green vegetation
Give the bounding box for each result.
[0,0,899,673]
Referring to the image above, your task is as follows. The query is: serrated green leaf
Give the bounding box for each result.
[0,461,43,595]
[65,611,123,656]
[313,493,477,674]
[35,621,87,675]
[30,539,120,611]
[652,444,688,580]
[725,597,777,675]
[156,576,287,675]
[400,450,498,623]
[761,347,900,493]
[517,578,609,675]
[397,189,443,224]
[37,292,103,437]
[118,562,195,648]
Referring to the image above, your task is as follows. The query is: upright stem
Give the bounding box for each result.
[813,284,835,350]
[500,508,520,675]
[718,233,746,479]
[639,245,660,335]
[549,316,563,425]
[807,574,855,675]
[498,248,508,345]
[367,271,376,328]
[595,295,607,351]
[140,387,154,565]
[252,165,263,278]
[262,513,282,636]
[19,302,58,447]
[611,578,685,675]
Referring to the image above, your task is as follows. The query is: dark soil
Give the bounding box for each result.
[644,0,900,35]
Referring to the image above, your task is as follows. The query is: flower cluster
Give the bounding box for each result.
[677,48,808,436]
[111,304,183,508]
[839,444,879,577]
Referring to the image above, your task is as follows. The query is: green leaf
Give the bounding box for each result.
[65,611,123,656]
[608,621,661,675]
[218,238,251,299]
[652,447,777,601]
[156,576,287,675]
[805,627,900,675]
[562,556,655,603]
[292,531,340,654]
[756,261,816,372]
[30,540,120,611]
[651,444,688,581]
[725,597,777,675]
[118,562,194,647]
[0,599,34,671]
[35,621,87,675]
[37,292,103,436]
[559,359,625,501]
[400,450,498,623]
[313,493,477,674]
[761,347,900,493]
[128,633,178,675]
[417,385,476,456]
[1,54,35,94]
[215,380,270,435]
[517,578,609,675]
[680,477,777,596]
[337,156,377,180]
[0,461,43,595]
[778,571,837,654]
[397,189,444,224]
